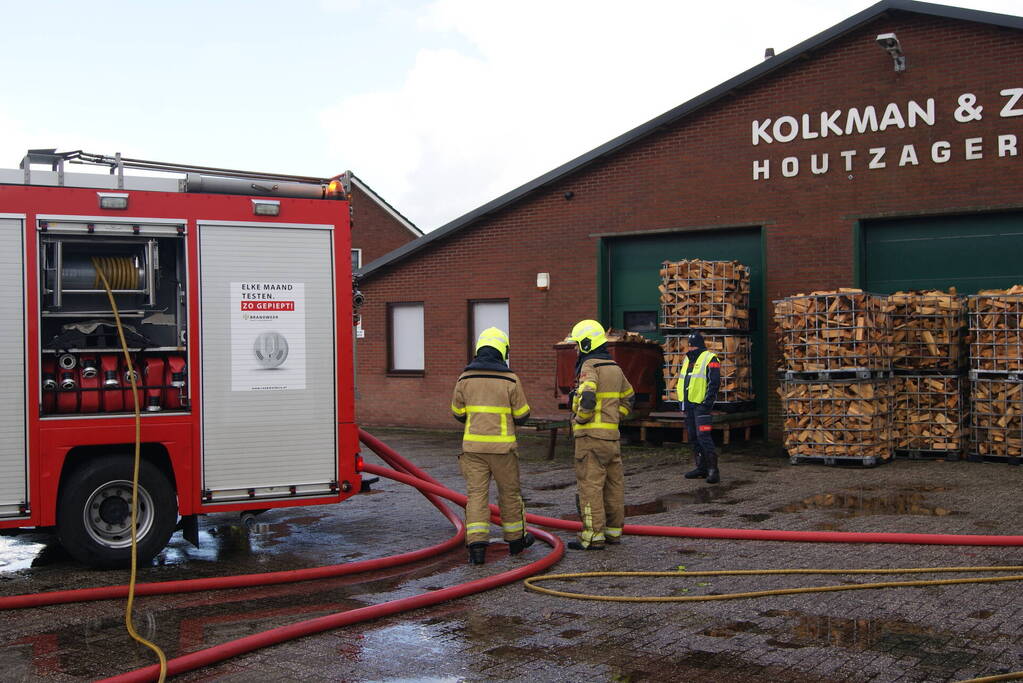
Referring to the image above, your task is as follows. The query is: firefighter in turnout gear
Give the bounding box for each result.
[678,331,722,484]
[451,327,534,565]
[567,320,635,550]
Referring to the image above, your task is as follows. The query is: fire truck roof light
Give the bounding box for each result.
[326,179,343,198]
[97,192,129,210]
[251,199,281,216]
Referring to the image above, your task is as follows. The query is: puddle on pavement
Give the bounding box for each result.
[361,622,457,661]
[771,614,952,655]
[3,551,484,679]
[533,481,575,491]
[699,611,978,670]
[0,535,61,571]
[157,513,334,566]
[702,621,761,637]
[0,510,343,571]
[740,513,772,523]
[776,491,956,517]
[565,480,756,520]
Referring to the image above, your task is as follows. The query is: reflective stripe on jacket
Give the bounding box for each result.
[572,359,634,439]
[677,350,718,404]
[451,370,530,454]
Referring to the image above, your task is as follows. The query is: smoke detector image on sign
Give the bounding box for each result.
[253,331,289,368]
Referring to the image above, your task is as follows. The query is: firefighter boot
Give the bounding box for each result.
[684,453,707,479]
[508,532,535,556]
[467,542,488,565]
[567,540,605,551]
[704,452,720,484]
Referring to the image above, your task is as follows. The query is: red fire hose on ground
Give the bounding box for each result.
[4,429,1023,682]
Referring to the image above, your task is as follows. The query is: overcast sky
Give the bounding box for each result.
[3,0,1020,231]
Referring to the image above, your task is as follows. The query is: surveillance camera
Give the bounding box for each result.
[876,32,906,72]
[876,32,901,52]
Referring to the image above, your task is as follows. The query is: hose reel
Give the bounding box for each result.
[44,238,158,309]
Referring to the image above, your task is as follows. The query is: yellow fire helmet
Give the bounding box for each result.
[570,319,607,353]
[475,327,510,360]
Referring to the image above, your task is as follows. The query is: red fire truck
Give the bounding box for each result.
[0,150,362,566]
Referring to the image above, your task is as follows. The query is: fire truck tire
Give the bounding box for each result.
[56,456,178,568]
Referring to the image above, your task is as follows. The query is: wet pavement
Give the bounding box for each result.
[3,429,1023,681]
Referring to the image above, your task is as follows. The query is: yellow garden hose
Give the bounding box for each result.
[525,567,1023,682]
[523,566,1023,603]
[94,258,168,683]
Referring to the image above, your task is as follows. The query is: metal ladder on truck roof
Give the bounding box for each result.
[9,148,352,199]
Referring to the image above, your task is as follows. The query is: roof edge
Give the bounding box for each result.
[350,174,423,238]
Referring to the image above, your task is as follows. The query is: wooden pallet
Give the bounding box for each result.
[780,369,893,381]
[789,454,890,467]
[966,453,1022,465]
[893,449,962,462]
[625,411,761,446]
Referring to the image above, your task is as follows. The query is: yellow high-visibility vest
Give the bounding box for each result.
[676,350,717,403]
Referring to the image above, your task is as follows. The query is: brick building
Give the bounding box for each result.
[355,0,1023,434]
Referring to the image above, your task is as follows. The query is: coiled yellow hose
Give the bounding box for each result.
[93,256,139,290]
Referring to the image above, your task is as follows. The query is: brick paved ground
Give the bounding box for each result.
[3,428,1023,682]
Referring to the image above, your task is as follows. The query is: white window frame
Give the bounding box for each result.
[469,299,510,360]
[351,248,363,271]
[388,302,424,373]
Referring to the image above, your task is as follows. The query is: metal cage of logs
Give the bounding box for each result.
[969,289,1023,374]
[780,380,893,462]
[773,291,892,374]
[970,378,1023,458]
[774,290,893,465]
[662,334,753,407]
[659,259,755,411]
[893,375,966,454]
[889,291,966,370]
[659,260,750,331]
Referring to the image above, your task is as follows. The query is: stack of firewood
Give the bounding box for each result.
[662,334,753,405]
[893,375,965,453]
[969,285,1023,373]
[659,259,755,410]
[779,380,893,459]
[604,328,662,345]
[887,290,966,457]
[659,260,750,330]
[773,290,892,372]
[970,379,1022,458]
[889,290,965,369]
[969,286,1023,459]
[775,289,893,463]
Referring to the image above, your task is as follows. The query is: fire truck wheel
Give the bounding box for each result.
[56,456,178,568]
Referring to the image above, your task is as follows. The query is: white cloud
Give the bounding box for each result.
[0,107,139,174]
[319,0,859,230]
[319,0,364,12]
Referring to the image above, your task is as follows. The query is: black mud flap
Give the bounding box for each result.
[179,515,200,548]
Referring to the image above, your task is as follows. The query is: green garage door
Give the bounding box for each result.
[863,213,1023,294]
[601,228,764,414]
